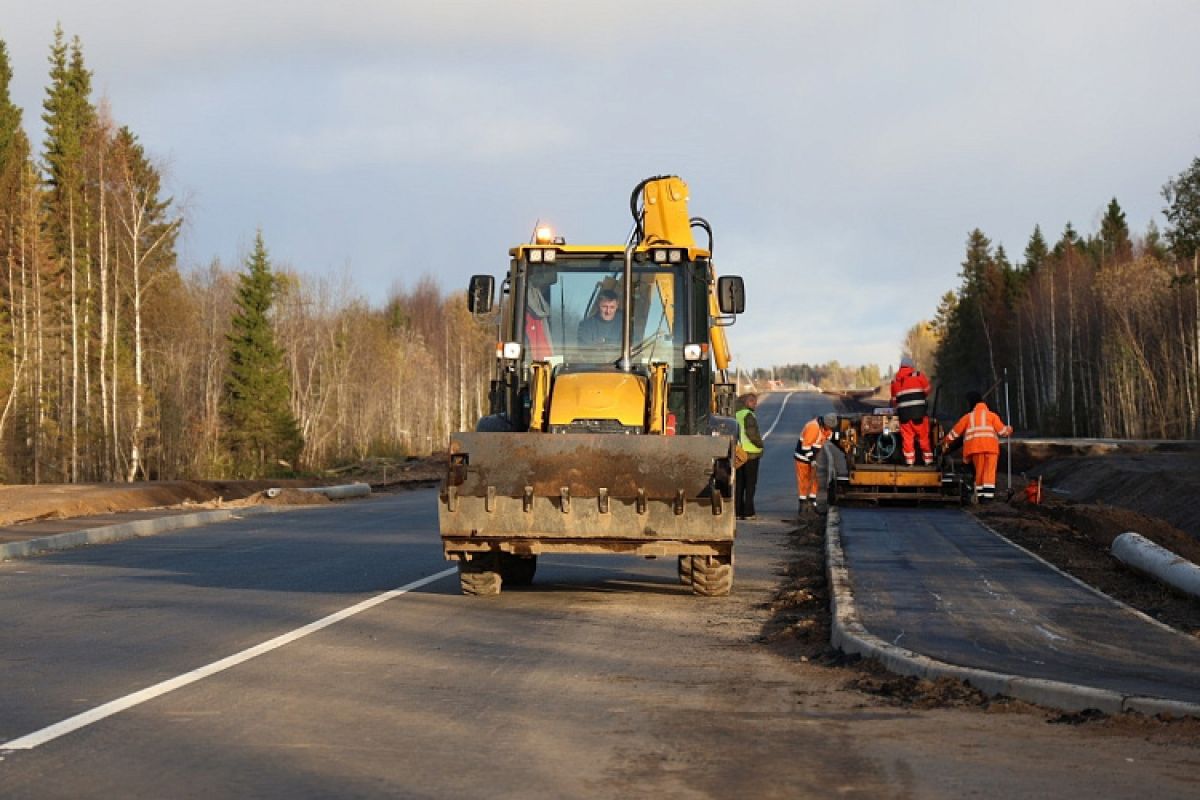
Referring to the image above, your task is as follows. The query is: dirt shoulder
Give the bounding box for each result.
[0,456,444,527]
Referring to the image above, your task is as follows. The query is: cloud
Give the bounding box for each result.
[6,1,1200,376]
[271,69,575,170]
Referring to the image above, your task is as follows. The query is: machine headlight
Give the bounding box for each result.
[653,249,668,263]
[503,342,523,360]
[542,249,556,262]
[669,249,683,263]
[683,343,708,361]
[528,249,542,263]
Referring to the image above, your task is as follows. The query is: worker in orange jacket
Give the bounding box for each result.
[794,412,836,515]
[890,356,933,466]
[942,391,1012,502]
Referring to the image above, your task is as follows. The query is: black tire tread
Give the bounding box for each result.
[690,556,733,597]
[459,558,502,596]
[678,555,694,586]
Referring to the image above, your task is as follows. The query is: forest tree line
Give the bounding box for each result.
[751,362,883,391]
[0,30,492,483]
[922,159,1200,438]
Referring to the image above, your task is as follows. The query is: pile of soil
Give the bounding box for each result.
[324,455,444,491]
[239,489,331,507]
[1027,449,1200,543]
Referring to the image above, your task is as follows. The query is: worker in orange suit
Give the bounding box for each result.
[942,391,1012,502]
[794,413,836,516]
[890,356,933,466]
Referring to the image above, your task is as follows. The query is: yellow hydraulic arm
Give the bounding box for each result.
[639,176,730,371]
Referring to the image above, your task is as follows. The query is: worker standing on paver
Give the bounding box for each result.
[794,413,836,516]
[734,393,764,520]
[890,356,933,466]
[942,391,1012,502]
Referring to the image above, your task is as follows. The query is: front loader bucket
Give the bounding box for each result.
[439,432,735,556]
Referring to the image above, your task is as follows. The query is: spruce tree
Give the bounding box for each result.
[0,40,22,174]
[1163,157,1200,260]
[221,232,303,477]
[1022,225,1048,274]
[0,38,29,240]
[1098,198,1131,264]
[41,26,94,254]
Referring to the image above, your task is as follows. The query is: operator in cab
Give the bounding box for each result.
[577,289,623,352]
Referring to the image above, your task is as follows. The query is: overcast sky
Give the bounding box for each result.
[5,1,1200,371]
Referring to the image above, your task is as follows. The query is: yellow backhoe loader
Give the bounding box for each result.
[438,176,746,596]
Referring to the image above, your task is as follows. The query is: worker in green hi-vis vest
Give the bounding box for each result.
[735,393,765,519]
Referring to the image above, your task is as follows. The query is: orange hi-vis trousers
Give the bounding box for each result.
[968,451,1000,499]
[795,460,819,500]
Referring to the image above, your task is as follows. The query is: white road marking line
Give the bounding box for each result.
[761,392,795,440]
[1,566,458,752]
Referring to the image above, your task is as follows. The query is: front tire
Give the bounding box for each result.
[459,555,502,596]
[690,555,733,597]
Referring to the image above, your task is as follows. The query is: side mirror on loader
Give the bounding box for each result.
[468,275,495,314]
[717,275,745,315]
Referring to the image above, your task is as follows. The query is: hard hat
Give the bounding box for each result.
[822,413,837,428]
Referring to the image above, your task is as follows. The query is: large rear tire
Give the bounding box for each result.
[459,555,502,596]
[499,553,537,586]
[690,555,733,597]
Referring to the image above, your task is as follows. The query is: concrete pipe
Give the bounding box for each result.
[297,482,372,500]
[1111,531,1200,601]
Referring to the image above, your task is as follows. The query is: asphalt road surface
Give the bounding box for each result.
[2,392,1198,798]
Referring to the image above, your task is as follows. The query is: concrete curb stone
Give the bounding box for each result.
[0,482,374,562]
[2,505,302,561]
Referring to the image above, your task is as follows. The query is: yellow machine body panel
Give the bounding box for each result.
[848,466,944,488]
[547,372,648,428]
[642,177,697,248]
[709,292,731,371]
